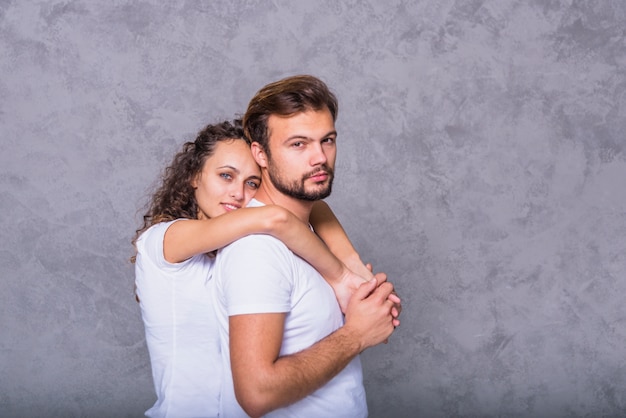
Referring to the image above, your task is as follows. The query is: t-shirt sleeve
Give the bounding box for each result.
[218,234,293,316]
[137,219,194,272]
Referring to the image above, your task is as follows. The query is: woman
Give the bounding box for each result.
[131,119,377,418]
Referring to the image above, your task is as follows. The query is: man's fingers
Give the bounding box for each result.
[388,293,401,304]
[373,272,387,284]
[368,281,395,304]
[355,277,378,300]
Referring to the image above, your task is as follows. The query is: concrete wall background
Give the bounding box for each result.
[1,1,625,417]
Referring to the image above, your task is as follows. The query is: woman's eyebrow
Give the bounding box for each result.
[217,165,239,172]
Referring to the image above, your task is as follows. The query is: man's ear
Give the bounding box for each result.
[250,142,268,168]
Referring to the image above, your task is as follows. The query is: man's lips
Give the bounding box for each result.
[307,171,329,182]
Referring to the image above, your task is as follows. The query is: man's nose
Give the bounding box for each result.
[310,143,327,166]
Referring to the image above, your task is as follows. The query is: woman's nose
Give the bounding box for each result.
[230,185,244,201]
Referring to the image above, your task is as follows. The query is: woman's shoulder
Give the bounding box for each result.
[137,219,187,245]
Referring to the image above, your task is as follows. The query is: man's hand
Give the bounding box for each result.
[362,263,401,327]
[331,266,402,329]
[343,277,397,351]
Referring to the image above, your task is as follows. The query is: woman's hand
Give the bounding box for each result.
[329,267,371,314]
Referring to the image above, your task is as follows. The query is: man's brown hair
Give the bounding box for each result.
[243,75,338,154]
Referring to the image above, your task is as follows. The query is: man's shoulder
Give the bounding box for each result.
[218,234,291,262]
[225,233,286,250]
[214,233,296,288]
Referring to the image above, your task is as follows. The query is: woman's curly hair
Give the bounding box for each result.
[130,119,246,263]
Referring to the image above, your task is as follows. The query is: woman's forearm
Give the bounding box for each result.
[163,204,361,290]
[266,206,347,284]
[309,201,374,280]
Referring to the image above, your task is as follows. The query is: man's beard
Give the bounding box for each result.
[267,163,334,201]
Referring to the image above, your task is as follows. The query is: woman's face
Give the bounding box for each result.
[192,139,261,220]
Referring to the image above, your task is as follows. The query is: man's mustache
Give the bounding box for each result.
[304,165,334,179]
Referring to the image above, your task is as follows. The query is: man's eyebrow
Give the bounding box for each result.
[285,130,337,142]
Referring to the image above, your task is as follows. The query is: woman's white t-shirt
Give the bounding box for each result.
[135,220,220,418]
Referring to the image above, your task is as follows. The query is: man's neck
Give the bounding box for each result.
[254,184,314,223]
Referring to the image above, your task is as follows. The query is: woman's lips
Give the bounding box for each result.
[222,203,241,211]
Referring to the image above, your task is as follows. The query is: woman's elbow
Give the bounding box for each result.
[263,205,291,234]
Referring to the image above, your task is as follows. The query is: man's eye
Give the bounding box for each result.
[292,142,304,148]
[322,137,335,144]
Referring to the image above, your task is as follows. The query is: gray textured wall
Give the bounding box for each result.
[1,1,625,417]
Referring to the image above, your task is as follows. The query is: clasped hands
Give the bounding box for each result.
[332,263,402,346]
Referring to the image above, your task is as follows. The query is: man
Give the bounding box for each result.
[212,75,399,417]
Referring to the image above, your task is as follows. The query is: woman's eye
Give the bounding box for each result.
[247,181,260,189]
[220,173,232,180]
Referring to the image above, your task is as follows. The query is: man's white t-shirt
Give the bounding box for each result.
[212,199,367,418]
[135,220,221,418]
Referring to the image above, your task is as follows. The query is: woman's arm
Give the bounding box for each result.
[309,201,373,280]
[164,205,370,311]
[310,201,402,324]
[164,206,334,271]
